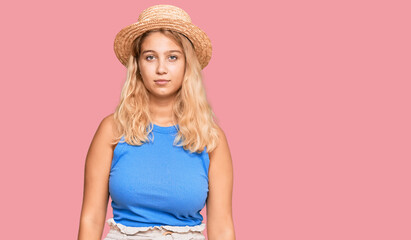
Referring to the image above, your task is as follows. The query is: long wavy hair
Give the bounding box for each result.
[111,28,219,154]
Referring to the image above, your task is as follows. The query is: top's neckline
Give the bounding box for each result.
[151,123,179,133]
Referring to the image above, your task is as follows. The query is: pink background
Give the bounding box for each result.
[1,0,410,239]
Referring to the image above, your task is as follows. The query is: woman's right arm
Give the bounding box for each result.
[77,114,116,240]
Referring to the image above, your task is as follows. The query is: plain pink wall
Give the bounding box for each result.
[1,0,410,239]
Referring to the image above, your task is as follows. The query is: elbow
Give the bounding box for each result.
[208,230,236,240]
[207,224,236,240]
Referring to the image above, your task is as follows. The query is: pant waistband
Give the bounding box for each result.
[105,218,206,240]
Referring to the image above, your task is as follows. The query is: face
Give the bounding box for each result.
[138,31,185,100]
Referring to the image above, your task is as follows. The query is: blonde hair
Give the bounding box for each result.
[111,28,219,154]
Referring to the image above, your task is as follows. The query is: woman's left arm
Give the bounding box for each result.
[206,126,236,240]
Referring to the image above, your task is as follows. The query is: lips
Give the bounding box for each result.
[154,79,170,85]
[154,79,170,82]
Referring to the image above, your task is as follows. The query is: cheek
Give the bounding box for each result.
[139,65,154,79]
[174,62,186,76]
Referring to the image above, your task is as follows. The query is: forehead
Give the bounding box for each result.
[140,32,182,52]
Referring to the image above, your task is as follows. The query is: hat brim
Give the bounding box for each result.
[114,19,212,69]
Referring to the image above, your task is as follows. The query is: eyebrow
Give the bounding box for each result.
[141,50,183,55]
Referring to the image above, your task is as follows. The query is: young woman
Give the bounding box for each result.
[78,5,235,240]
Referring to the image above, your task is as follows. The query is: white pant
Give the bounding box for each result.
[103,218,206,240]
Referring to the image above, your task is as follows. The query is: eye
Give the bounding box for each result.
[169,55,178,60]
[145,55,155,61]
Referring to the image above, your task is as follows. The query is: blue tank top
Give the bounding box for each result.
[108,123,210,227]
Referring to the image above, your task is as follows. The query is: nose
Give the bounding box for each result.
[156,58,168,74]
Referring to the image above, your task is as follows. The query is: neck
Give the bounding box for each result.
[149,95,176,126]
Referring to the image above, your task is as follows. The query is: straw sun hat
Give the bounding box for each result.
[113,4,212,69]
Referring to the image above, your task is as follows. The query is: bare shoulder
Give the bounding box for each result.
[85,113,117,163]
[209,124,231,161]
[215,124,226,139]
[95,113,116,146]
[86,113,116,164]
[101,113,115,134]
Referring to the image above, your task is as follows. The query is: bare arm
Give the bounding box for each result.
[206,126,236,240]
[77,114,116,240]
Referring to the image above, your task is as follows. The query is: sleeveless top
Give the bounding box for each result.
[108,123,210,227]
